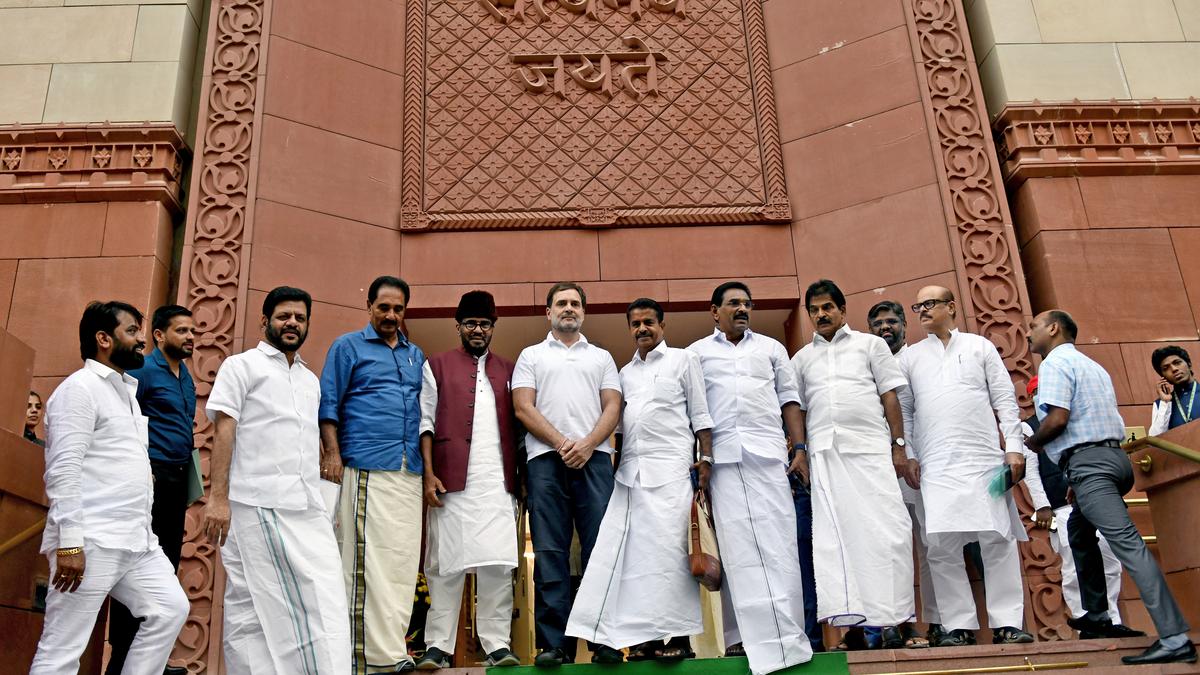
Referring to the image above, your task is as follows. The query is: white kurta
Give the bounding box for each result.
[421,356,518,576]
[898,330,1027,541]
[566,341,712,648]
[791,325,914,626]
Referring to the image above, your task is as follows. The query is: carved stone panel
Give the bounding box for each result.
[401,0,790,230]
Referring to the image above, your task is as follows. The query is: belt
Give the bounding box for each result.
[1057,439,1122,471]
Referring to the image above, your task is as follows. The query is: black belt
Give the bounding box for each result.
[1057,439,1122,471]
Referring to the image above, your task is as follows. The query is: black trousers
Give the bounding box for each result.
[105,461,189,675]
[526,450,614,656]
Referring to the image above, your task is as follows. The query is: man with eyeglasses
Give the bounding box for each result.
[415,291,521,669]
[320,275,427,673]
[513,282,623,667]
[897,286,1034,647]
[688,281,813,675]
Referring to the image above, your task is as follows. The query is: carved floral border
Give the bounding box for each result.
[399,0,791,231]
[173,0,273,672]
[902,0,1062,639]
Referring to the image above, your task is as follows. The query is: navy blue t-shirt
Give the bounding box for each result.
[127,348,196,465]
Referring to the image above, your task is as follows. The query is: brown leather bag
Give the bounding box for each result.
[688,489,722,591]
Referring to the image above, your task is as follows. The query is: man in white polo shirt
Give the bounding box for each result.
[513,282,623,668]
[202,286,350,674]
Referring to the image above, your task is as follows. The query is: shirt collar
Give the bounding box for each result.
[546,331,589,348]
[1047,342,1077,359]
[256,340,307,367]
[84,358,137,386]
[361,323,408,346]
[631,339,669,365]
[711,327,755,345]
[812,323,852,344]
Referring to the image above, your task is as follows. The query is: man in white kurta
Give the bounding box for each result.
[897,286,1033,646]
[688,281,813,675]
[794,283,915,633]
[567,299,714,659]
[416,291,521,669]
[203,288,350,674]
[31,301,188,675]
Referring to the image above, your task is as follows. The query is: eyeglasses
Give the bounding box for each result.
[460,320,494,331]
[724,299,754,309]
[911,299,951,313]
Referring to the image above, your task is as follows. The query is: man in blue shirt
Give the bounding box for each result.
[1026,310,1193,666]
[107,304,196,675]
[320,275,426,674]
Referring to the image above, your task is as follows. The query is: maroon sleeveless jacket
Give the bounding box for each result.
[426,347,519,494]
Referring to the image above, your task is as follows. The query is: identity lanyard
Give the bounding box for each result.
[1175,381,1198,424]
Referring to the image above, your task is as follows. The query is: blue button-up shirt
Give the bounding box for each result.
[127,348,196,465]
[319,324,425,472]
[1035,343,1126,465]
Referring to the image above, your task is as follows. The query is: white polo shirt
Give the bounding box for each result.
[512,332,622,462]
[206,341,323,510]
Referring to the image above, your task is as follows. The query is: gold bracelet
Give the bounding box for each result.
[56,547,83,556]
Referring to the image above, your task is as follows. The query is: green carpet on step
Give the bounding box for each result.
[487,653,849,674]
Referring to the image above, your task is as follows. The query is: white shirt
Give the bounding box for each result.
[41,360,156,554]
[617,341,714,488]
[687,327,800,464]
[512,332,622,461]
[206,341,323,510]
[898,330,1023,472]
[791,324,905,454]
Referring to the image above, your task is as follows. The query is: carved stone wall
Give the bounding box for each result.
[400,0,790,230]
[173,1,272,672]
[902,0,1063,638]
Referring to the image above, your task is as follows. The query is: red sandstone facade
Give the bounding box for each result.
[2,0,1198,672]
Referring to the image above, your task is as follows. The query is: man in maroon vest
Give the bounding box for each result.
[416,291,522,670]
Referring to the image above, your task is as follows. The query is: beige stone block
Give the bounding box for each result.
[0,65,50,124]
[0,6,137,64]
[986,43,1130,113]
[132,4,196,62]
[1033,0,1184,42]
[1174,0,1200,41]
[0,1,65,7]
[1119,42,1200,98]
[42,61,180,124]
[977,49,1010,118]
[966,0,1042,64]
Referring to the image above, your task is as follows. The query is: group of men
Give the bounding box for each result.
[27,275,1198,675]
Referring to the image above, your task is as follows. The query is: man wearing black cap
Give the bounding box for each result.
[415,291,522,669]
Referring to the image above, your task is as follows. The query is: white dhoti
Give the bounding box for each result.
[1053,503,1122,622]
[424,416,517,655]
[901,481,940,624]
[337,466,423,673]
[923,464,1027,632]
[809,447,914,627]
[566,475,701,648]
[31,546,188,675]
[710,453,812,675]
[222,502,350,675]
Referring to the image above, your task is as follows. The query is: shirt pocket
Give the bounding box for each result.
[652,376,683,404]
[952,353,986,386]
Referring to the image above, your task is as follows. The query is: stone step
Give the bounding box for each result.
[418,653,850,674]
[844,635,1200,674]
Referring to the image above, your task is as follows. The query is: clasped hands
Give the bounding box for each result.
[556,436,597,469]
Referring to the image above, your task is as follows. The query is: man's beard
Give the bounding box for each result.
[163,341,193,361]
[551,317,580,334]
[110,341,146,370]
[266,322,307,352]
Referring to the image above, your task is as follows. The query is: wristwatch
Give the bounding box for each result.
[699,455,714,465]
[892,437,906,447]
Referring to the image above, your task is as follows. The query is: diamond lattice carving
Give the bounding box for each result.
[402,0,790,230]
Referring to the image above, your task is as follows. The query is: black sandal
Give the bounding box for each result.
[724,642,746,657]
[657,637,695,663]
[628,641,661,662]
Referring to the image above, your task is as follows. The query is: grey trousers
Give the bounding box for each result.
[1063,444,1189,637]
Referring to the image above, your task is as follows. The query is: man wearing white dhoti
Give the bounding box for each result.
[566,298,714,662]
[897,285,1034,647]
[415,291,521,670]
[688,281,813,675]
[203,286,350,674]
[31,301,189,675]
[793,281,916,641]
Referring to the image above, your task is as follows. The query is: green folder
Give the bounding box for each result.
[186,448,205,505]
